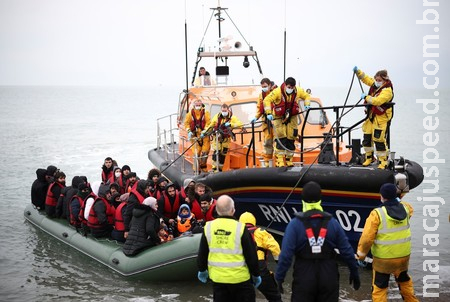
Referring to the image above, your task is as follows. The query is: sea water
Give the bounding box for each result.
[0,86,449,301]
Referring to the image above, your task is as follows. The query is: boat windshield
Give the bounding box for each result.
[300,100,328,125]
[210,102,255,127]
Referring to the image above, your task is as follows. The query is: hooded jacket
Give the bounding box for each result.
[123,179,149,231]
[122,203,160,256]
[56,176,83,220]
[31,168,49,210]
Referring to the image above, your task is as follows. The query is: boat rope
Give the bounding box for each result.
[263,71,367,230]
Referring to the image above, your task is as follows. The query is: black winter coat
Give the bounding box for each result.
[123,204,160,256]
[31,168,49,210]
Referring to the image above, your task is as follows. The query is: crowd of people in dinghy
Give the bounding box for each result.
[30,157,218,256]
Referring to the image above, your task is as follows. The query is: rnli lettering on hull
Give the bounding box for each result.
[258,204,365,233]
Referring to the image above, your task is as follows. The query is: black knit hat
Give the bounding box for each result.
[46,165,58,176]
[121,165,131,172]
[380,183,397,199]
[302,181,322,203]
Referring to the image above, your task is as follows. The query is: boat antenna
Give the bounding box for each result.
[184,0,189,94]
[283,0,287,80]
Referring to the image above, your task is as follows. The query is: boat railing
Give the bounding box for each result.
[156,113,179,161]
[298,103,393,164]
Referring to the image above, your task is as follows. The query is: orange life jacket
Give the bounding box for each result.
[177,214,195,233]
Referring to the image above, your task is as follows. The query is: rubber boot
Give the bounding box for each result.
[362,152,374,166]
[398,280,419,302]
[285,156,294,167]
[372,283,388,302]
[263,154,272,168]
[377,155,388,169]
[275,154,285,167]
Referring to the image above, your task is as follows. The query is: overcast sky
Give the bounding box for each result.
[1,0,449,89]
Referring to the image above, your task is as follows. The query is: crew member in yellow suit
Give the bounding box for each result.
[354,66,394,169]
[202,104,243,172]
[357,183,419,302]
[263,77,310,167]
[251,78,277,167]
[184,99,211,172]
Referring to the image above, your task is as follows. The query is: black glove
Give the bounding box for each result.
[349,270,361,290]
[276,280,284,294]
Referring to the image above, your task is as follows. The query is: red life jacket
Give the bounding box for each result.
[204,201,216,222]
[368,80,394,115]
[129,187,146,204]
[163,191,181,219]
[78,193,96,226]
[276,83,300,116]
[190,108,206,132]
[190,199,204,221]
[45,182,64,207]
[87,197,115,229]
[69,195,83,227]
[101,170,113,183]
[114,202,127,231]
[258,86,277,115]
[214,114,232,138]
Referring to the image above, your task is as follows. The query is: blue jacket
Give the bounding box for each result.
[275,213,358,282]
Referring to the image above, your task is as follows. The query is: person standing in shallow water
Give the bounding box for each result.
[357,183,418,301]
[275,181,360,301]
[197,195,261,302]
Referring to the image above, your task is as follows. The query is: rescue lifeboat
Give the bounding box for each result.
[24,204,201,281]
[148,5,424,249]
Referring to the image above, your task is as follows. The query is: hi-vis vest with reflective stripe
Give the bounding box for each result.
[372,204,411,259]
[205,218,250,284]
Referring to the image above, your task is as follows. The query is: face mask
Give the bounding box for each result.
[115,172,121,178]
[195,105,202,110]
[221,111,228,117]
[262,87,269,93]
[285,88,294,95]
[375,81,383,88]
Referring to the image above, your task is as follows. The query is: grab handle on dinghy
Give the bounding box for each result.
[25,211,31,216]
[62,232,68,238]
[112,258,120,265]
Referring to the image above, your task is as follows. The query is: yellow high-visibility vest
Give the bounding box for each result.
[205,218,250,283]
[372,204,411,258]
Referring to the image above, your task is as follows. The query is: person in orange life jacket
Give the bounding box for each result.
[69,182,91,229]
[263,77,311,167]
[197,195,261,302]
[176,204,198,235]
[123,196,161,256]
[239,212,282,302]
[353,66,394,169]
[56,175,83,220]
[147,168,161,197]
[356,183,418,302]
[251,78,277,168]
[111,192,130,243]
[157,183,185,233]
[31,168,51,211]
[88,183,115,238]
[199,192,217,224]
[45,171,66,218]
[123,179,151,238]
[101,157,115,182]
[158,222,174,243]
[202,103,244,172]
[184,99,211,172]
[125,172,138,193]
[275,181,360,302]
